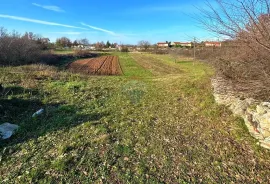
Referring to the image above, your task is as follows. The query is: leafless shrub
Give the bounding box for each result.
[0,27,42,66]
[152,47,169,54]
[74,50,90,57]
[138,40,151,51]
[199,0,270,51]
[198,1,270,74]
[195,0,270,99]
[121,46,129,52]
[168,47,220,60]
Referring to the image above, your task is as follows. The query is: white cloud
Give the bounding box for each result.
[32,3,65,12]
[0,14,89,30]
[50,31,98,35]
[50,32,82,35]
[81,22,116,35]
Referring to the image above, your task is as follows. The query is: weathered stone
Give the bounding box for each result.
[256,105,268,114]
[229,99,249,116]
[262,102,270,108]
[262,129,270,137]
[264,137,270,143]
[246,98,254,104]
[212,76,270,150]
[260,141,270,150]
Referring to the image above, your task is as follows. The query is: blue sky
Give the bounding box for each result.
[0,0,219,44]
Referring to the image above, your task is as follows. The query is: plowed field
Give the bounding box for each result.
[68,56,122,75]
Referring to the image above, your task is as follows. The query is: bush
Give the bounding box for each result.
[0,28,42,66]
[195,0,270,99]
[121,47,129,52]
[74,50,91,58]
[152,49,169,55]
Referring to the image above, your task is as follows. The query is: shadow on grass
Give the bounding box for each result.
[40,52,100,67]
[0,86,107,148]
[2,86,39,96]
[176,61,194,64]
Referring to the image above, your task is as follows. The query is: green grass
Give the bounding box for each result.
[117,53,153,78]
[1,53,270,183]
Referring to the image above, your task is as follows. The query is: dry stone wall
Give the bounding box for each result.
[212,77,270,149]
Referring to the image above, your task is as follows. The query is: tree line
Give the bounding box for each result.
[55,37,117,49]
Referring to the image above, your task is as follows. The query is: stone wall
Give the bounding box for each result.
[212,77,270,149]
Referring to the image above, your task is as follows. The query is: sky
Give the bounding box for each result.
[0,0,220,44]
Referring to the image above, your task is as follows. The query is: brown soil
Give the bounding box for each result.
[68,56,122,75]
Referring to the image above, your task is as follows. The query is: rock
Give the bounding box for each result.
[262,102,270,108]
[229,99,249,116]
[246,98,256,105]
[211,76,270,150]
[256,105,268,114]
[260,141,270,150]
[264,137,270,143]
[262,129,270,138]
[0,123,19,139]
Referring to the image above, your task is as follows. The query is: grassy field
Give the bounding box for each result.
[1,53,270,183]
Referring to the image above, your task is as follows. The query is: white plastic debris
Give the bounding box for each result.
[32,109,44,118]
[0,123,19,140]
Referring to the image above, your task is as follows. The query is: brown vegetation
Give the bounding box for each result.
[199,1,270,74]
[186,0,270,100]
[0,27,43,66]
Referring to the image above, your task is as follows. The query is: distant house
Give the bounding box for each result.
[84,46,96,50]
[157,42,169,47]
[205,41,222,47]
[116,45,122,51]
[73,45,85,49]
[172,42,192,47]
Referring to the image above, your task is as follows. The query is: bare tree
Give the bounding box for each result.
[56,37,72,48]
[196,0,270,99]
[197,0,270,81]
[138,40,151,51]
[0,27,42,66]
[78,38,90,46]
[95,41,105,50]
[199,0,270,52]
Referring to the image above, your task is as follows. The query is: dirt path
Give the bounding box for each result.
[130,53,182,75]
